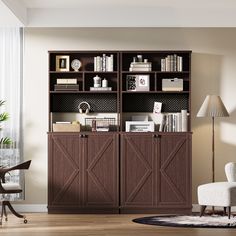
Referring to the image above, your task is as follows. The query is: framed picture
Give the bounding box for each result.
[126,75,150,91]
[56,55,70,71]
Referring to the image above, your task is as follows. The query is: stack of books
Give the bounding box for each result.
[54,78,79,91]
[94,54,114,72]
[161,54,183,72]
[129,61,152,72]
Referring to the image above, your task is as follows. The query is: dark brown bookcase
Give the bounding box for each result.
[48,50,192,214]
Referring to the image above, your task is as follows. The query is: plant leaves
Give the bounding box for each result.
[0,112,9,122]
[0,100,5,106]
[0,137,12,145]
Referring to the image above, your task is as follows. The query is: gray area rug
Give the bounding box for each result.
[133,215,236,228]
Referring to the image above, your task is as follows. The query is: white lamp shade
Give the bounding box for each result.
[197,95,229,117]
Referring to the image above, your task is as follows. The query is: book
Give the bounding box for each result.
[57,78,77,84]
[54,84,79,91]
[181,109,188,131]
[108,54,114,71]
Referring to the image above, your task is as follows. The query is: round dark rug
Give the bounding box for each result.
[133,215,236,228]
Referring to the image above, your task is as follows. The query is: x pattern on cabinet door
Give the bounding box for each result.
[86,136,115,204]
[51,135,81,205]
[122,135,154,206]
[159,135,189,206]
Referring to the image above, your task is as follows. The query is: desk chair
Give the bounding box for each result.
[0,160,31,225]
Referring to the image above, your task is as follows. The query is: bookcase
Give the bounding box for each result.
[48,50,192,214]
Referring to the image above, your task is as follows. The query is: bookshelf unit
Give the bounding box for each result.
[48,50,192,214]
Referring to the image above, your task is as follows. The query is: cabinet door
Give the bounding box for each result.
[120,134,156,208]
[48,134,82,207]
[84,133,119,209]
[158,134,191,208]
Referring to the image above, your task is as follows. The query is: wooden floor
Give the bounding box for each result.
[0,213,236,236]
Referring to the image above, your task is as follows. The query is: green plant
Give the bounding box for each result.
[0,100,12,145]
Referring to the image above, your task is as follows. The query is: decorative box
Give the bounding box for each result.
[53,123,81,132]
[162,78,183,91]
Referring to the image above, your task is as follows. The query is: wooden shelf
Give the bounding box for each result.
[49,71,83,74]
[156,91,190,94]
[122,71,156,74]
[122,71,190,74]
[50,71,118,74]
[122,91,158,94]
[50,90,117,94]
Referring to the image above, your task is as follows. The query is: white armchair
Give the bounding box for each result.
[198,162,236,219]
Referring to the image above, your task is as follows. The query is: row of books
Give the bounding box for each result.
[159,110,188,132]
[94,54,114,72]
[161,54,183,72]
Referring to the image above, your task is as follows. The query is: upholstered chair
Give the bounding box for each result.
[0,160,31,225]
[198,162,236,219]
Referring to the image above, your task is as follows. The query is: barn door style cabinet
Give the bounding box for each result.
[48,50,192,214]
[120,133,191,213]
[48,133,119,213]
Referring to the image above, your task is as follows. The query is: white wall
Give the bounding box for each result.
[24,28,236,205]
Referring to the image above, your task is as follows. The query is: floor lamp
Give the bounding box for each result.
[197,95,229,183]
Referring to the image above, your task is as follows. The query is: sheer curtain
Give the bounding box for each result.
[0,28,23,200]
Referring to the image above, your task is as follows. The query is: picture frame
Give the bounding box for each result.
[56,55,70,71]
[126,74,150,91]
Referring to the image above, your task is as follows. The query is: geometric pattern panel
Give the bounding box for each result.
[86,134,118,206]
[159,134,189,206]
[123,93,189,112]
[51,93,117,112]
[121,134,154,206]
[49,135,81,205]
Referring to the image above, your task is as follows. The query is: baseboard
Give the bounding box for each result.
[11,204,47,213]
[7,204,236,213]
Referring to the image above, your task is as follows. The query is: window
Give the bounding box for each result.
[0,27,23,200]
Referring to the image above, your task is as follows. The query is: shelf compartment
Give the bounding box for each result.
[49,52,119,72]
[50,93,117,113]
[121,73,155,92]
[122,93,189,113]
[121,51,191,72]
[84,73,118,92]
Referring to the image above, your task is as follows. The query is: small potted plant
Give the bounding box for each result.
[0,100,12,146]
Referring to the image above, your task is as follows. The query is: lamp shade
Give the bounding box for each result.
[197,95,229,117]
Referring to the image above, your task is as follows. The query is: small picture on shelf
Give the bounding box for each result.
[126,75,150,91]
[153,102,162,114]
[56,55,70,71]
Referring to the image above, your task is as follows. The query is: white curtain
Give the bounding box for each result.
[0,28,23,200]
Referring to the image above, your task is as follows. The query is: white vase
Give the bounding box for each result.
[93,75,101,88]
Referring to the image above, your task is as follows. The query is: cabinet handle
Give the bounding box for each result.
[83,134,88,138]
[153,134,157,138]
[79,134,84,138]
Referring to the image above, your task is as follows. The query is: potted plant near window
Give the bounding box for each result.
[0,100,12,146]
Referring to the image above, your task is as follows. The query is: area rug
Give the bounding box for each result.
[133,215,236,228]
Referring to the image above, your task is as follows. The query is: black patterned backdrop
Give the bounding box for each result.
[51,94,117,112]
[122,93,189,112]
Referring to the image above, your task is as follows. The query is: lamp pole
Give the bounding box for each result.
[212,116,215,183]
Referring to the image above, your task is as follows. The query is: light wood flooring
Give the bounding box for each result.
[0,213,236,236]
